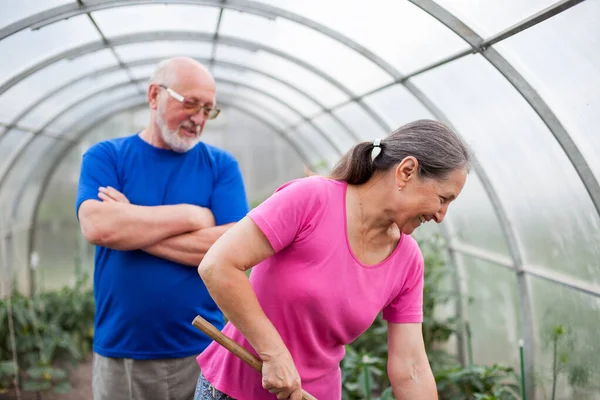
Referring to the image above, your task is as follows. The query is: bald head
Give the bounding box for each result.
[149,57,215,89]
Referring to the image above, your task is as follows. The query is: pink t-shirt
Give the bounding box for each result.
[197,176,424,400]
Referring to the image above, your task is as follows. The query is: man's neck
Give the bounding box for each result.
[139,124,169,149]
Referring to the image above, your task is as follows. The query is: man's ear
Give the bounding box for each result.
[148,84,160,110]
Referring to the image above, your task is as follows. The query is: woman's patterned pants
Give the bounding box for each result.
[194,372,236,400]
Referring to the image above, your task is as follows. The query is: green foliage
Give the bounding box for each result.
[538,322,591,400]
[420,235,460,372]
[0,361,18,394]
[435,364,520,400]
[311,160,329,172]
[250,199,263,209]
[341,235,521,400]
[342,346,386,400]
[0,272,94,394]
[341,235,459,399]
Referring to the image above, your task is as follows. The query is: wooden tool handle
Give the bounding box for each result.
[192,315,318,400]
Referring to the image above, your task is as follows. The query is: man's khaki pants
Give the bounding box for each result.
[92,352,200,400]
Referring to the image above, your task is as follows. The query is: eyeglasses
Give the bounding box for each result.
[158,84,221,120]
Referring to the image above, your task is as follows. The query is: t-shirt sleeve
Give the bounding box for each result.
[209,154,250,226]
[382,250,425,324]
[75,142,120,218]
[247,177,325,253]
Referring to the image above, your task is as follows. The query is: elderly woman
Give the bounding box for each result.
[194,119,470,400]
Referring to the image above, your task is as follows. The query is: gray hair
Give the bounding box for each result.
[329,119,471,184]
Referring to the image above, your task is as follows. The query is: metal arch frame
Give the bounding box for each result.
[0,78,148,192]
[0,73,335,194]
[0,30,370,157]
[3,3,595,211]
[0,31,383,140]
[6,81,330,221]
[437,220,468,367]
[4,0,396,79]
[5,74,517,383]
[0,31,516,266]
[411,101,527,373]
[0,55,352,180]
[408,0,600,218]
[0,6,526,287]
[0,0,392,131]
[2,1,593,388]
[205,58,357,142]
[0,5,532,237]
[217,101,315,168]
[404,2,588,397]
[1,4,523,371]
[12,92,318,223]
[214,77,343,155]
[11,94,143,293]
[0,56,358,144]
[448,240,600,298]
[11,84,328,219]
[205,91,325,162]
[16,96,316,294]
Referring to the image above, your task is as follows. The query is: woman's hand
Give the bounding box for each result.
[261,349,303,400]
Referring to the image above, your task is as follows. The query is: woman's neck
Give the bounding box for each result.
[346,179,400,264]
[348,178,396,241]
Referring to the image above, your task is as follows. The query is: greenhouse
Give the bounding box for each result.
[0,0,598,399]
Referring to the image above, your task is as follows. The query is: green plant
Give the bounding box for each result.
[0,360,18,393]
[341,235,521,400]
[540,323,590,400]
[341,235,459,399]
[419,235,460,373]
[0,272,94,394]
[435,364,520,400]
[341,346,386,400]
[341,316,390,399]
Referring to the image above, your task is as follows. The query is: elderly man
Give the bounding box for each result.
[75,57,249,400]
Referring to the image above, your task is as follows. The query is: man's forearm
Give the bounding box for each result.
[79,201,213,251]
[143,223,235,266]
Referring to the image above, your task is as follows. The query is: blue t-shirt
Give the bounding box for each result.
[75,133,249,359]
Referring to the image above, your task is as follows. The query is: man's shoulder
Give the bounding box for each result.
[198,142,235,160]
[84,134,136,156]
[195,142,238,166]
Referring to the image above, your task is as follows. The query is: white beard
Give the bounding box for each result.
[156,108,202,153]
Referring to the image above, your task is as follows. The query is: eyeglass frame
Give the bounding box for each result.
[157,84,221,120]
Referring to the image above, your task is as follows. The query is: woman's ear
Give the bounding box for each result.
[394,156,419,187]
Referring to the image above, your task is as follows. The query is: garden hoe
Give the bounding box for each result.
[192,315,318,400]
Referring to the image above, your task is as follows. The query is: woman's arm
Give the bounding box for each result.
[198,216,303,400]
[387,322,438,399]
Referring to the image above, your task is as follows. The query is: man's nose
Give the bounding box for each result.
[190,112,206,126]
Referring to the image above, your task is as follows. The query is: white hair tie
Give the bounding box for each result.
[371,138,382,161]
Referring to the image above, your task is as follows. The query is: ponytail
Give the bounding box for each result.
[328,140,384,184]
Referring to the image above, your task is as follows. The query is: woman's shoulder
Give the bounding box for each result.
[260,176,343,219]
[277,175,342,189]
[273,175,344,197]
[395,234,425,266]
